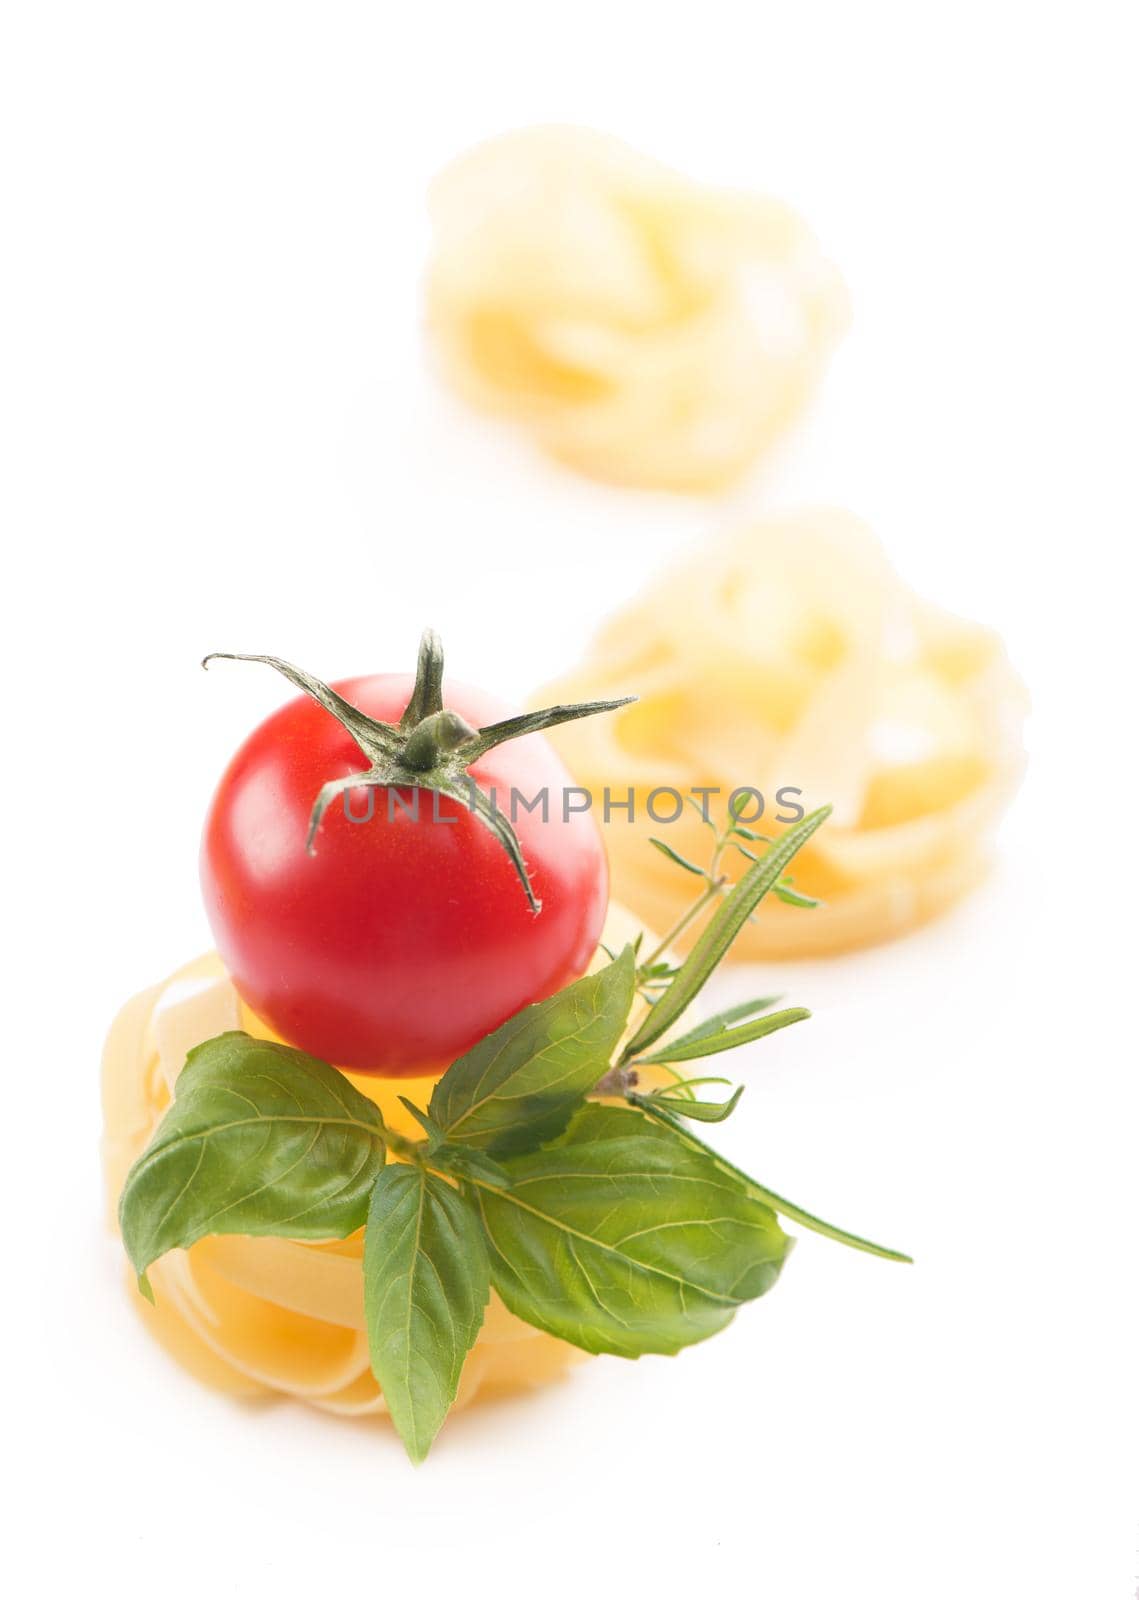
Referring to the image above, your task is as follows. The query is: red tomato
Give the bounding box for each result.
[200,673,608,1076]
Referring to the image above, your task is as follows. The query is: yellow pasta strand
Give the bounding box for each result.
[535,511,1028,957]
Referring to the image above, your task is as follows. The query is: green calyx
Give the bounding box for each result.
[203,629,634,913]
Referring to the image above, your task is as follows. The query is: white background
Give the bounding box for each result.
[3,3,1137,1596]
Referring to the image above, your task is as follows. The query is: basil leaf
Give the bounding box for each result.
[471,1103,790,1357]
[363,1166,489,1463]
[632,1006,810,1065]
[431,1144,513,1188]
[633,1097,913,1263]
[119,1031,386,1297]
[621,806,831,1062]
[429,947,636,1156]
[398,1096,445,1150]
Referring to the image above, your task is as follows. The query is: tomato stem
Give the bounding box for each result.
[205,631,636,911]
[399,628,446,730]
[402,708,478,772]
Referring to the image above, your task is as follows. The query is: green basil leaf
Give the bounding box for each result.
[430,1144,513,1188]
[363,1166,489,1463]
[429,947,636,1156]
[633,1097,913,1263]
[398,1096,445,1150]
[471,1103,790,1357]
[119,1032,387,1298]
[632,1006,810,1065]
[621,806,832,1061]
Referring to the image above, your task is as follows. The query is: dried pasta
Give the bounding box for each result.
[427,126,848,491]
[102,907,659,1420]
[535,511,1028,957]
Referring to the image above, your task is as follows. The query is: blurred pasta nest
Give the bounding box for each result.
[538,511,1028,957]
[102,907,660,1421]
[426,126,848,491]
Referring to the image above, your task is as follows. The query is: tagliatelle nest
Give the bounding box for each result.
[536,511,1028,957]
[101,906,658,1421]
[426,126,848,491]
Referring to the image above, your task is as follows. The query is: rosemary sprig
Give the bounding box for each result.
[636,800,820,995]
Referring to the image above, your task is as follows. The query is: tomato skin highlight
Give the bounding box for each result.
[200,674,608,1076]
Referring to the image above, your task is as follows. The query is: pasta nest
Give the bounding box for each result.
[536,511,1028,957]
[101,906,657,1421]
[426,126,848,491]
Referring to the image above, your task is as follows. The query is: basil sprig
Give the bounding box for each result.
[119,806,911,1461]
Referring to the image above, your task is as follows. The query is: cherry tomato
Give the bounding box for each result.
[201,672,609,1076]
